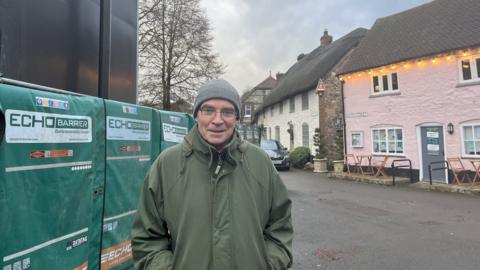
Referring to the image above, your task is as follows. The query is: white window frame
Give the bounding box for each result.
[275,126,280,141]
[351,131,363,148]
[244,104,252,117]
[371,127,404,155]
[289,96,295,113]
[302,123,309,147]
[460,123,480,157]
[371,72,399,95]
[458,54,480,83]
[301,92,309,110]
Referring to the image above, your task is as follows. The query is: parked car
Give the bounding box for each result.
[260,139,290,170]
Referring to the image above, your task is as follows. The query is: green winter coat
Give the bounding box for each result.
[131,126,293,270]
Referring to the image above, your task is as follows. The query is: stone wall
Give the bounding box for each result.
[319,76,344,162]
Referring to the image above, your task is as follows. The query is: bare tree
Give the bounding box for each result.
[138,0,224,110]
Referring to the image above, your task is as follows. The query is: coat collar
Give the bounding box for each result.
[182,124,247,161]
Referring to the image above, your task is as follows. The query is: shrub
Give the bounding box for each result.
[289,146,311,168]
[313,128,327,159]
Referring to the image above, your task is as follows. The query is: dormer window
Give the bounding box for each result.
[372,72,399,94]
[459,54,480,83]
[244,104,252,117]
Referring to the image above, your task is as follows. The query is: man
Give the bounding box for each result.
[132,79,293,270]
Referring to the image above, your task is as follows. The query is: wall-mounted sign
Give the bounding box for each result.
[426,128,440,155]
[346,112,368,118]
[426,131,439,138]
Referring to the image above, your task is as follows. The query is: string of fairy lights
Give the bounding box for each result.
[339,48,480,81]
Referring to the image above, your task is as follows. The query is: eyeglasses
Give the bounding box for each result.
[199,106,236,120]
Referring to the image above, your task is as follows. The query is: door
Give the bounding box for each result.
[421,126,445,181]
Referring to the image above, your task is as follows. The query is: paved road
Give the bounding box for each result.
[280,169,480,270]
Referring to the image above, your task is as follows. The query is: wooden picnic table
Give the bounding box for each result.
[357,154,374,175]
[372,156,389,177]
[447,157,472,185]
[471,160,480,186]
[345,154,361,175]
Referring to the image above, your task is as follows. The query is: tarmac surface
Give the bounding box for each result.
[280,168,480,270]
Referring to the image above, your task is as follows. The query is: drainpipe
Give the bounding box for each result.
[99,0,111,99]
[340,79,347,157]
[98,0,111,266]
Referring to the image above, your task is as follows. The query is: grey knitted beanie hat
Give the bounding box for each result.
[193,79,241,119]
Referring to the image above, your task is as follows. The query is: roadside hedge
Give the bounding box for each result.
[289,146,311,168]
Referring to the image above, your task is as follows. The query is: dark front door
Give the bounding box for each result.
[421,126,445,181]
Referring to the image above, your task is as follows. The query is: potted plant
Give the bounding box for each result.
[332,130,345,173]
[313,128,328,173]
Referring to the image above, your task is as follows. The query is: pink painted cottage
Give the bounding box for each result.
[338,0,480,183]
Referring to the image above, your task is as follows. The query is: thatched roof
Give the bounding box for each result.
[262,28,367,108]
[339,0,480,75]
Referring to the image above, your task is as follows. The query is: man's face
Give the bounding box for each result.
[196,99,237,150]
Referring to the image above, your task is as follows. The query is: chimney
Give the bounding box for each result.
[276,72,285,81]
[320,29,333,47]
[297,53,305,61]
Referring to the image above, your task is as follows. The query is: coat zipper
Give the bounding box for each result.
[214,156,223,177]
[211,176,215,270]
[212,153,223,269]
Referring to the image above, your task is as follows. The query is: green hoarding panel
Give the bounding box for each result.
[236,124,247,140]
[0,83,105,270]
[236,124,259,145]
[186,113,196,130]
[158,110,191,152]
[150,109,161,162]
[102,100,155,270]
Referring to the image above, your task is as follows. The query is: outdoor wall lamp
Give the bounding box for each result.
[447,122,454,134]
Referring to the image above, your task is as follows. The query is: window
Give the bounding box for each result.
[351,131,363,148]
[382,75,389,91]
[462,124,480,156]
[477,58,480,78]
[263,110,265,119]
[373,76,380,92]
[302,93,309,110]
[392,73,398,90]
[270,105,274,117]
[462,60,472,80]
[279,101,283,114]
[372,73,399,94]
[289,97,295,113]
[372,127,404,154]
[275,126,280,141]
[459,55,480,83]
[268,127,272,139]
[244,104,252,117]
[260,139,279,150]
[302,123,309,147]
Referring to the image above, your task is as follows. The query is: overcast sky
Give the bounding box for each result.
[200,0,430,94]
